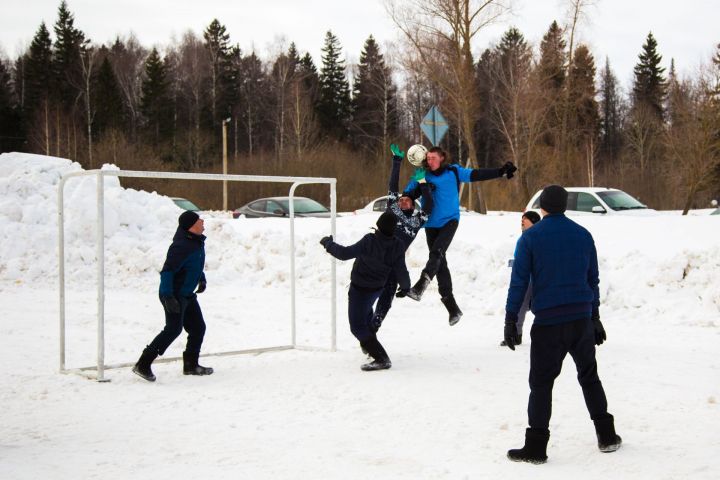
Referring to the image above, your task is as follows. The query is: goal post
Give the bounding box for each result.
[58,169,338,382]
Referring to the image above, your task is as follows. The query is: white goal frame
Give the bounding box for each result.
[58,169,337,381]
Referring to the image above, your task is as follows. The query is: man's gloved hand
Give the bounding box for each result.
[160,295,181,314]
[504,312,518,351]
[196,279,206,294]
[499,161,517,179]
[412,167,426,183]
[390,143,405,159]
[395,288,409,298]
[592,309,606,346]
[319,235,333,248]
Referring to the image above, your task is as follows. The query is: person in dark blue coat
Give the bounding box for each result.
[320,211,411,371]
[403,146,516,325]
[503,185,621,464]
[132,210,213,382]
[372,143,434,331]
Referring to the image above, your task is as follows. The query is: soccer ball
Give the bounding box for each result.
[406,144,428,167]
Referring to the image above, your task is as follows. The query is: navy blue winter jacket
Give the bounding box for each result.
[159,228,206,298]
[325,231,411,292]
[506,214,600,325]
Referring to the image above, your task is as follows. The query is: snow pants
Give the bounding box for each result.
[149,295,206,356]
[527,317,609,429]
[348,284,389,362]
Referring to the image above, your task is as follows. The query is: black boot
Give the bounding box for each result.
[132,346,158,382]
[507,428,550,464]
[594,415,622,452]
[360,338,392,371]
[407,272,431,301]
[440,295,463,326]
[183,351,214,376]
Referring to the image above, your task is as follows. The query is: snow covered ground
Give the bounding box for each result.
[1,152,718,479]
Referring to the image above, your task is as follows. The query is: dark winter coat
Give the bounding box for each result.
[159,227,206,298]
[324,231,411,292]
[506,213,600,326]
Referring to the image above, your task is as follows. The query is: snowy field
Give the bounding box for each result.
[1,152,719,479]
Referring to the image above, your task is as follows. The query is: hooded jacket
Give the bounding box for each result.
[159,227,206,297]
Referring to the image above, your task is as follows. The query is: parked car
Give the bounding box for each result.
[171,197,201,211]
[525,187,657,216]
[233,196,331,219]
[711,208,720,215]
[354,195,422,214]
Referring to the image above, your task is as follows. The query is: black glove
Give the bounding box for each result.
[499,161,517,179]
[504,312,518,351]
[196,279,206,294]
[160,295,181,314]
[395,288,409,298]
[592,309,606,346]
[319,235,333,248]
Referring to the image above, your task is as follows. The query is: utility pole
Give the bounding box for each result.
[222,118,230,210]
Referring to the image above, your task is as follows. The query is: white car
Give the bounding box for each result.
[525,187,657,216]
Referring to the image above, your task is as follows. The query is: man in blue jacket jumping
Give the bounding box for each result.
[503,185,621,464]
[133,210,213,382]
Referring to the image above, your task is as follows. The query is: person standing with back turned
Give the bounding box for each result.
[503,185,621,464]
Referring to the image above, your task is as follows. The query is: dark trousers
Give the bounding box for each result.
[375,271,398,321]
[149,295,206,356]
[424,220,458,298]
[528,317,609,429]
[348,284,389,361]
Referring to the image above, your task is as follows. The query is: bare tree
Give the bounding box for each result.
[78,45,97,167]
[386,0,511,213]
[110,34,147,141]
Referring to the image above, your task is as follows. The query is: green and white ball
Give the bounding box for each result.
[407,144,428,167]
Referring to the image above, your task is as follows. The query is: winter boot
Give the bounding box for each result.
[507,428,550,464]
[441,295,463,326]
[183,351,214,376]
[132,346,158,382]
[361,359,392,371]
[407,272,431,301]
[594,415,622,452]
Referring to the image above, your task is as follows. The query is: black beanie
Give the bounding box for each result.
[376,211,396,237]
[178,210,200,230]
[539,185,568,214]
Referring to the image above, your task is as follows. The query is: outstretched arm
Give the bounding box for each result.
[324,235,368,261]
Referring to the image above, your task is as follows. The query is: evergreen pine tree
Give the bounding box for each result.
[238,51,266,155]
[140,48,171,144]
[318,31,352,140]
[298,52,320,98]
[632,32,666,121]
[598,57,624,163]
[93,55,125,137]
[351,35,397,156]
[23,22,54,153]
[203,19,231,128]
[567,44,599,143]
[0,58,22,152]
[538,21,567,91]
[53,0,86,110]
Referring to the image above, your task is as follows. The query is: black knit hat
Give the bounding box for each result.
[178,210,200,230]
[539,185,568,214]
[376,210,397,237]
[522,210,541,224]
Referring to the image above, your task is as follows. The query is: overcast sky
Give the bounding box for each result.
[2,0,718,89]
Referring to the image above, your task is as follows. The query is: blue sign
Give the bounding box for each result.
[421,106,449,146]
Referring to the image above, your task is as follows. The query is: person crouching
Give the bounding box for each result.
[319,211,411,371]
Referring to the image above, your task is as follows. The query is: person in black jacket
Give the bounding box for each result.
[503,185,621,464]
[320,211,411,371]
[132,210,213,382]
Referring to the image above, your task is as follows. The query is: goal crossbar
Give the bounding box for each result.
[58,169,337,381]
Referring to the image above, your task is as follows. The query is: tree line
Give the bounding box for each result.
[0,0,718,212]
